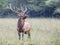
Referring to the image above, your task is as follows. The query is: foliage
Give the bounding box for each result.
[0,0,60,10]
[0,0,8,8]
[0,0,60,18]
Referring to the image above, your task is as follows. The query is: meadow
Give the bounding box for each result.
[0,18,60,45]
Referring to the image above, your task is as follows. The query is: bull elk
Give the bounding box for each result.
[10,5,31,40]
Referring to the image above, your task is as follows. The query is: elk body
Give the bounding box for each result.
[10,5,31,40]
[17,19,31,40]
[17,15,31,40]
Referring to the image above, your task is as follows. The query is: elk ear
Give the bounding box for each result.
[23,15,28,19]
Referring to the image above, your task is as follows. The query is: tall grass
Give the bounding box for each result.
[0,18,60,45]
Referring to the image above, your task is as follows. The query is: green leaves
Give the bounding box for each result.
[0,0,8,8]
[45,0,60,7]
[0,0,60,11]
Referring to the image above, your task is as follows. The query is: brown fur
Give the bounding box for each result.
[17,16,31,40]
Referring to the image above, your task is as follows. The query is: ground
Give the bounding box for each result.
[0,18,60,45]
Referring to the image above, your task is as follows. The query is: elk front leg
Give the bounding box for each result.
[17,28,20,40]
[22,32,24,40]
[18,32,21,40]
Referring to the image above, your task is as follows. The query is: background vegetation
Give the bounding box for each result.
[0,0,60,18]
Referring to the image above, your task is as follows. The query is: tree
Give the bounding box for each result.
[0,0,8,9]
[45,0,60,7]
[13,0,47,11]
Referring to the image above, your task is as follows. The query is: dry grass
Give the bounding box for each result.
[0,18,60,45]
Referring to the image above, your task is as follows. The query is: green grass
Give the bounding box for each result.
[0,18,60,45]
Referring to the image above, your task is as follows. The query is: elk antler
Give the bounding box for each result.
[9,3,28,17]
[9,3,20,14]
[11,6,20,13]
[24,7,28,13]
[20,6,28,14]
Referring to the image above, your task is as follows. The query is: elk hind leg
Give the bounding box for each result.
[28,31,31,39]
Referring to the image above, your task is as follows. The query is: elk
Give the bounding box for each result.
[10,5,31,40]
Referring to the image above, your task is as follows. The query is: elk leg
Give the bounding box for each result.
[18,32,21,40]
[22,32,24,40]
[28,31,31,39]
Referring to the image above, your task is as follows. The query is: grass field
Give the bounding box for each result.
[0,18,60,45]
